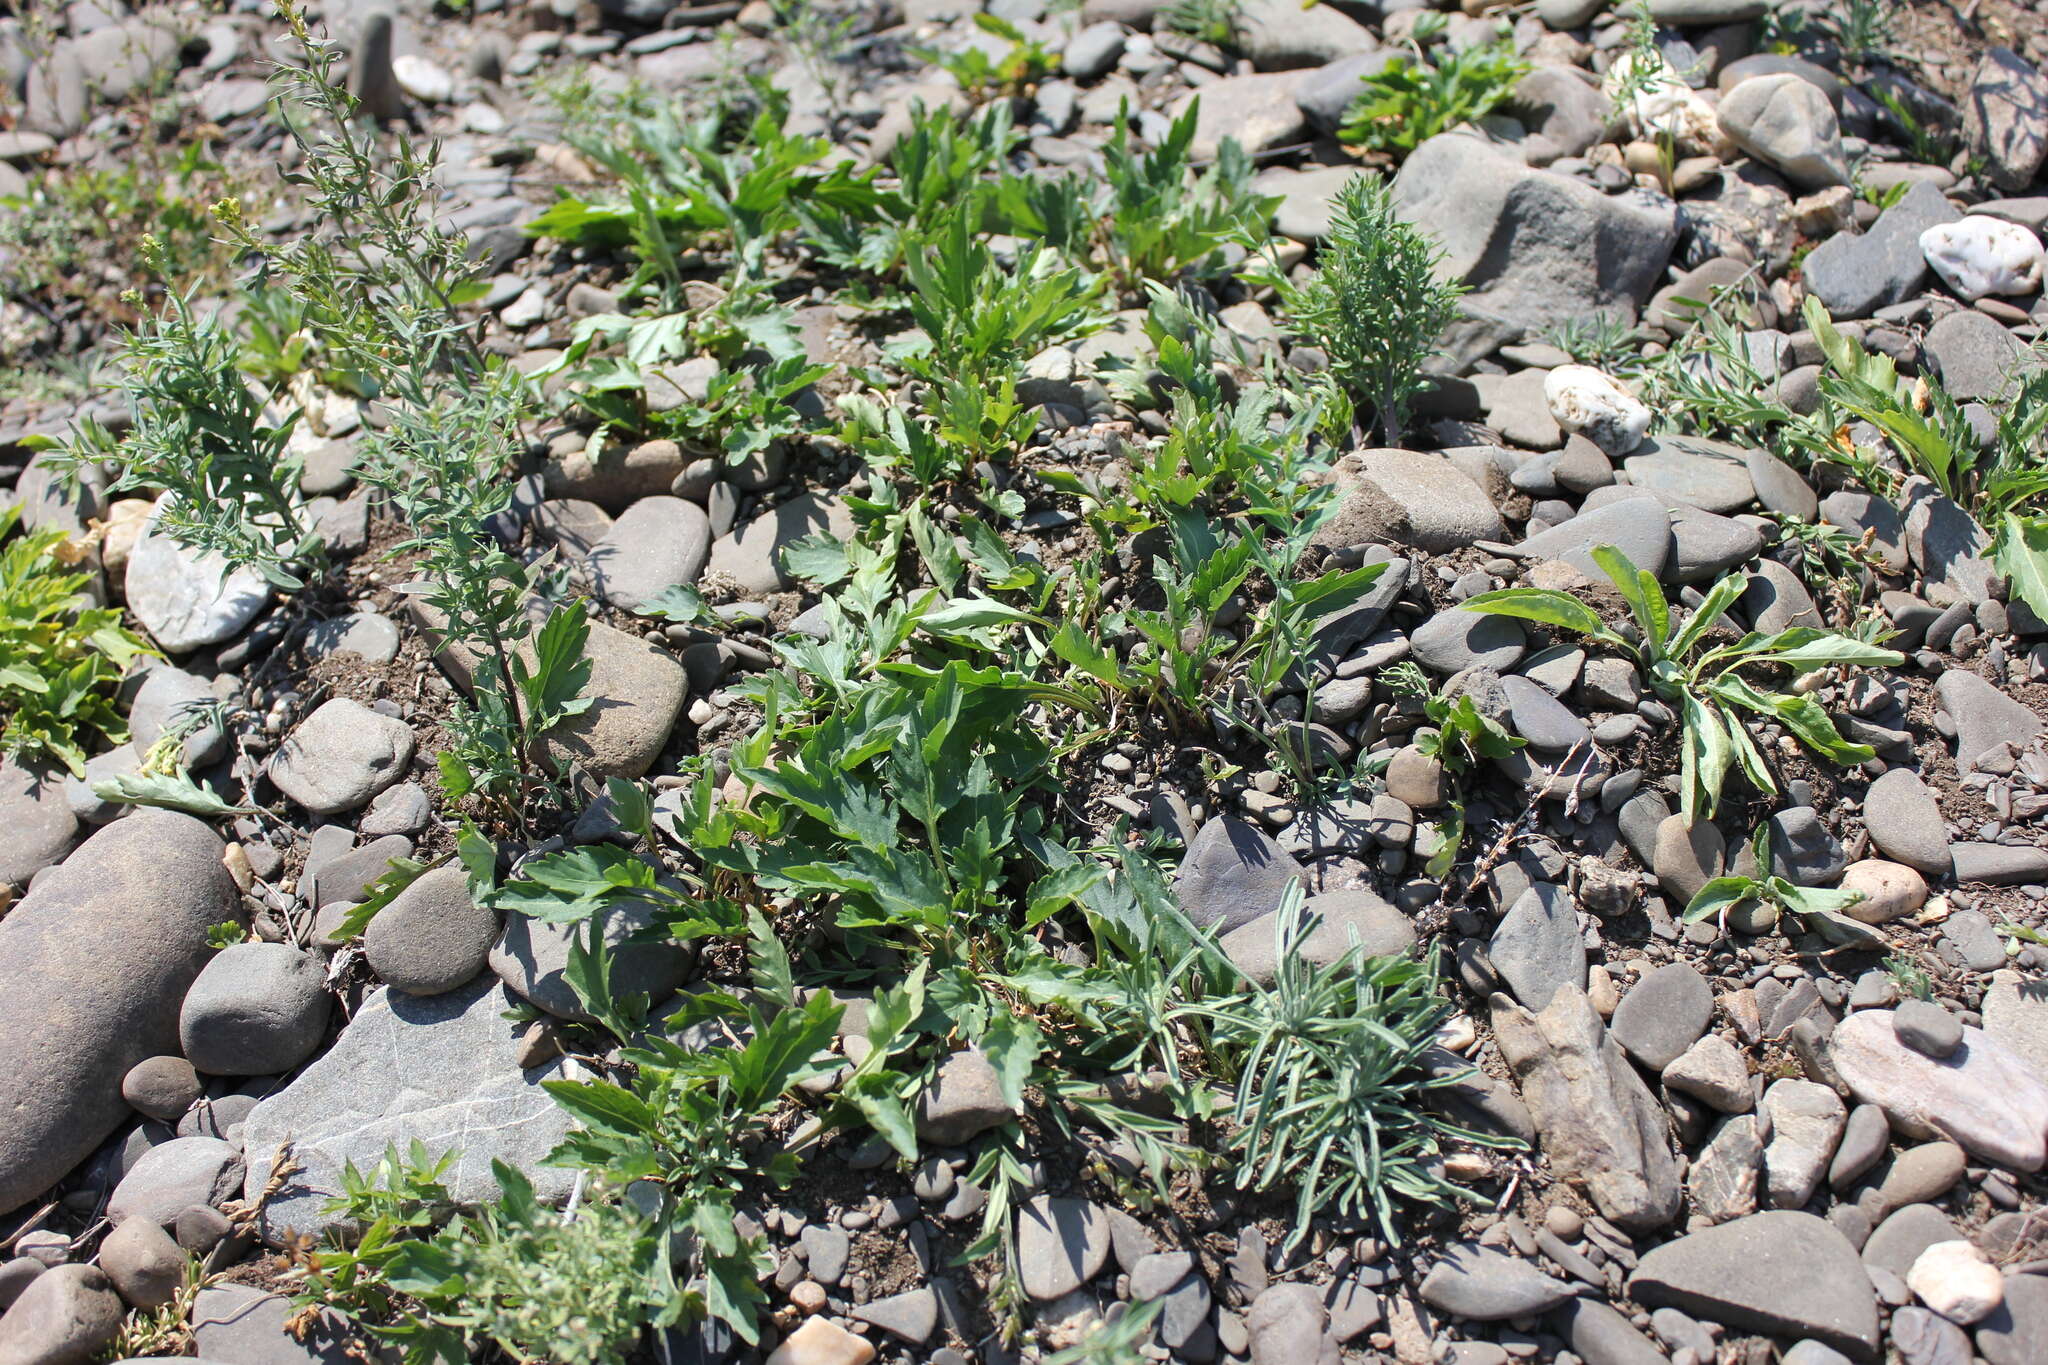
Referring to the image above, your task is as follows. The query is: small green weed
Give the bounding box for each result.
[1340,21,1529,160]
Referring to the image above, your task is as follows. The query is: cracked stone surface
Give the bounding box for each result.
[239,978,573,1244]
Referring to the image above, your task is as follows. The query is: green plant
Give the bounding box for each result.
[1160,0,1240,48]
[909,13,1058,102]
[1542,312,1644,374]
[1805,296,2048,615]
[206,920,252,949]
[57,271,320,589]
[1817,0,1897,70]
[1268,173,1463,446]
[1884,951,1935,1001]
[1175,885,1497,1245]
[1463,545,1904,823]
[894,207,1103,392]
[0,506,155,776]
[1339,24,1529,159]
[1869,86,1960,168]
[1383,662,1524,877]
[1684,823,1883,949]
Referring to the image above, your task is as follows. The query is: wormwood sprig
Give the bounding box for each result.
[1339,18,1529,160]
[56,251,319,591]
[1463,545,1903,823]
[1264,173,1462,447]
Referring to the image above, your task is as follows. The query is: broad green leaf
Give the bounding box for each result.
[539,1078,660,1138]
[1590,545,1668,651]
[1668,571,1747,660]
[977,1013,1043,1113]
[1049,621,1122,687]
[1684,875,1763,923]
[91,770,255,817]
[1998,513,2048,619]
[1461,588,1612,641]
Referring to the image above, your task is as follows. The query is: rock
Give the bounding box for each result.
[1518,500,1675,583]
[1838,860,1928,924]
[0,1265,122,1365]
[98,1217,182,1309]
[1653,813,1724,906]
[1258,164,1363,241]
[1246,1282,1326,1365]
[1964,47,2048,193]
[1647,0,1765,19]
[1803,181,1958,320]
[125,509,269,653]
[306,834,410,909]
[1903,477,1999,605]
[1982,969,2048,1080]
[489,897,691,1025]
[1830,1009,2048,1171]
[1511,65,1609,163]
[1820,489,1909,573]
[1717,73,1849,188]
[301,611,399,666]
[1233,0,1374,68]
[1663,1034,1753,1112]
[179,943,328,1076]
[364,866,498,996]
[268,698,415,816]
[706,490,856,594]
[1761,1078,1846,1209]
[543,438,689,510]
[0,813,234,1214]
[1220,889,1415,987]
[411,602,685,780]
[1628,1212,1880,1359]
[1862,770,1953,878]
[1741,557,1821,633]
[1866,1203,1964,1278]
[1554,1297,1669,1365]
[1544,366,1651,456]
[1744,448,1819,521]
[1609,963,1713,1073]
[1491,985,1683,1230]
[240,980,575,1245]
[1830,1103,1891,1191]
[1061,22,1123,79]
[1489,882,1586,1011]
[1920,217,2045,298]
[1015,1196,1111,1301]
[0,761,74,889]
[1413,612,1525,674]
[764,1317,875,1365]
[1923,309,2036,402]
[1667,505,1764,584]
[1894,999,1963,1059]
[1500,674,1590,751]
[1620,437,1756,514]
[584,496,712,614]
[1171,73,1306,160]
[347,8,405,122]
[189,1281,365,1364]
[1312,449,1506,554]
[1294,51,1399,135]
[1175,817,1302,934]
[914,1048,1019,1145]
[1977,1272,2048,1365]
[128,666,228,769]
[1950,843,2048,884]
[1688,1114,1763,1223]
[121,1056,201,1124]
[1417,1243,1571,1319]
[1392,132,1679,331]
[1907,1241,2002,1324]
[358,783,431,838]
[1876,1142,1966,1212]
[1385,746,1445,809]
[852,1287,938,1344]
[1935,670,2044,772]
[108,1137,241,1226]
[1766,806,1846,887]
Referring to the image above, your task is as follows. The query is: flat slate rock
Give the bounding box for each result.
[1417,1243,1572,1320]
[1488,882,1586,1011]
[1628,1211,1880,1360]
[1830,1008,2048,1171]
[1174,817,1302,935]
[1609,962,1713,1072]
[239,979,574,1245]
[1015,1195,1111,1302]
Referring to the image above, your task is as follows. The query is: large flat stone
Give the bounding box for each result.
[239,979,575,1245]
[1628,1211,1879,1360]
[0,813,233,1214]
[1830,1008,2048,1171]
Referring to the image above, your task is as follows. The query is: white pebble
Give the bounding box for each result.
[1920,217,2046,300]
[1544,364,1652,457]
[1906,1239,2004,1325]
[392,54,455,104]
